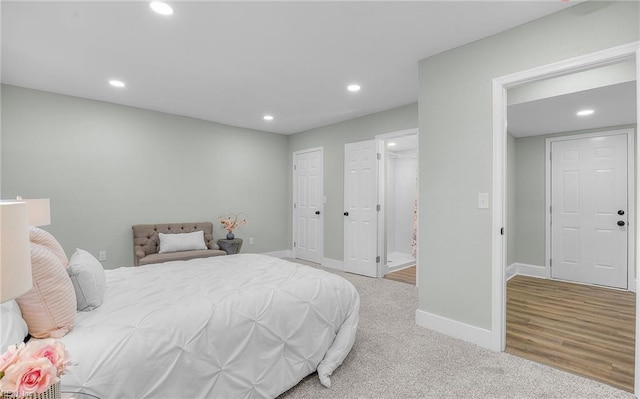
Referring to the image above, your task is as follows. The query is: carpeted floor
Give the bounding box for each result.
[279,259,635,399]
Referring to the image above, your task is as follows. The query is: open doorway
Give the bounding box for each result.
[504,57,637,391]
[342,130,418,282]
[377,130,418,285]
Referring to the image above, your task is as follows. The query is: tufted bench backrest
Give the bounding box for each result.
[132,222,216,266]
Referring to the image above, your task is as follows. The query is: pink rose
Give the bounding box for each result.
[0,343,26,374]
[23,339,70,376]
[0,357,56,396]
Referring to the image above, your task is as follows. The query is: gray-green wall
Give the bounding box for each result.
[1,85,290,269]
[418,1,639,330]
[288,103,418,261]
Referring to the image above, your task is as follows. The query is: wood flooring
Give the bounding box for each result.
[506,275,636,392]
[384,266,416,285]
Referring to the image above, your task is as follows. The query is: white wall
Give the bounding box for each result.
[1,85,290,268]
[385,153,397,253]
[389,150,417,254]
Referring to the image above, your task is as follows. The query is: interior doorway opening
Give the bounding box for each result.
[377,129,418,284]
[493,47,638,392]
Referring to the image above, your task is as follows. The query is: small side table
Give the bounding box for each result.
[218,238,243,255]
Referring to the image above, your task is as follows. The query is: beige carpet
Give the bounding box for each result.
[279,259,634,399]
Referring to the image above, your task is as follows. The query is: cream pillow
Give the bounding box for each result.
[158,231,207,253]
[67,249,106,311]
[16,243,76,338]
[29,226,68,266]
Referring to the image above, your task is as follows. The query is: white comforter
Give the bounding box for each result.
[60,254,360,398]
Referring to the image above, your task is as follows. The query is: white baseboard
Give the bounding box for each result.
[322,257,344,271]
[510,262,547,279]
[387,262,415,273]
[415,309,494,351]
[506,264,517,281]
[263,250,293,258]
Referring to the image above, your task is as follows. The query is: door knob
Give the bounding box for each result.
[315,211,320,215]
[344,212,349,216]
[618,210,625,215]
[617,220,626,226]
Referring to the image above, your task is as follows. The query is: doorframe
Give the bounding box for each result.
[490,41,640,394]
[292,146,324,263]
[375,128,419,282]
[545,128,636,291]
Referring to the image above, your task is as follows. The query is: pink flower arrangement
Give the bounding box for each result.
[217,213,248,233]
[0,339,70,396]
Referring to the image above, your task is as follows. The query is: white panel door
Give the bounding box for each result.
[344,140,378,277]
[551,134,628,289]
[294,149,323,263]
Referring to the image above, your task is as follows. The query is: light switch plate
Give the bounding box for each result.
[478,193,489,209]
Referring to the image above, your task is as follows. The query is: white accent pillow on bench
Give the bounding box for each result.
[158,231,207,253]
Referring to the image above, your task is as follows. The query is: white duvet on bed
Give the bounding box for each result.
[60,254,359,398]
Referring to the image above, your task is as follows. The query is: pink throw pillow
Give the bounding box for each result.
[16,243,76,338]
[29,227,68,267]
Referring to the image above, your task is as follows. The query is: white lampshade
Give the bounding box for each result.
[23,198,51,227]
[0,202,33,302]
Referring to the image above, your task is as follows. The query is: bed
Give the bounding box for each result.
[60,254,360,398]
[5,231,359,399]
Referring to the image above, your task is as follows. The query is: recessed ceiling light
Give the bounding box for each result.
[109,80,125,88]
[150,1,173,16]
[263,115,274,121]
[576,109,594,116]
[347,84,361,92]
[387,142,396,147]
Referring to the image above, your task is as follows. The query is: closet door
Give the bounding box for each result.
[293,148,324,263]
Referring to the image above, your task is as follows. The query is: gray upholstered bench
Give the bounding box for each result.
[132,222,227,266]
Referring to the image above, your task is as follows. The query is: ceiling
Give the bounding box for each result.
[386,134,418,153]
[508,81,637,138]
[2,1,578,135]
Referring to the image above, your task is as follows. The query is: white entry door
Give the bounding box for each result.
[550,133,628,289]
[293,148,323,263]
[344,140,378,277]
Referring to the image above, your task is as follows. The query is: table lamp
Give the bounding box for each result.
[16,197,51,227]
[0,201,33,303]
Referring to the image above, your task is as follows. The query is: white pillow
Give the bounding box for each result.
[158,231,207,253]
[67,249,106,311]
[0,300,28,351]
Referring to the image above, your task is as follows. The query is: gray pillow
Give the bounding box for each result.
[67,249,106,311]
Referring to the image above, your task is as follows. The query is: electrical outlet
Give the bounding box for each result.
[99,251,107,262]
[249,237,255,245]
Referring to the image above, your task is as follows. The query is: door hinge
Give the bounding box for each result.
[293,241,297,248]
[549,258,552,267]
[293,164,297,170]
[377,152,381,160]
[550,205,552,214]
[377,204,381,211]
[376,256,381,263]
[293,203,297,209]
